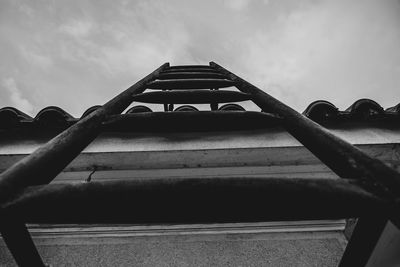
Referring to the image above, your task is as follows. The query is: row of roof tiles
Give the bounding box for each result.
[0,99,399,129]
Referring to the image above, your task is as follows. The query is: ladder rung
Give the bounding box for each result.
[3,177,385,224]
[132,90,251,104]
[147,79,235,90]
[158,72,228,80]
[168,65,211,69]
[103,111,280,132]
[161,68,219,73]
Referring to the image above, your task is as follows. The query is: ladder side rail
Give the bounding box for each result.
[0,177,388,224]
[210,62,400,198]
[0,220,46,267]
[0,63,168,203]
[0,62,168,267]
[338,217,388,267]
[210,62,398,267]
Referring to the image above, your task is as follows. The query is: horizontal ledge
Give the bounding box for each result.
[147,79,235,90]
[1,177,388,224]
[1,144,396,174]
[103,111,280,132]
[25,220,346,239]
[158,72,228,80]
[132,90,252,104]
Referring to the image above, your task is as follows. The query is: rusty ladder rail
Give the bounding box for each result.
[0,63,169,266]
[0,62,399,266]
[210,62,400,267]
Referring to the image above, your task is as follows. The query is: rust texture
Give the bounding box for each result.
[1,62,399,266]
[2,177,388,224]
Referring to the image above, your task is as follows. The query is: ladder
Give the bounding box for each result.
[0,62,399,266]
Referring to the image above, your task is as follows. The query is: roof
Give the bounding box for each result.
[0,98,399,132]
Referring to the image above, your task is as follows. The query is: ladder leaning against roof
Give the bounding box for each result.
[0,62,399,266]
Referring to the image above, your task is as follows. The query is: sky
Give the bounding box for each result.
[1,0,400,117]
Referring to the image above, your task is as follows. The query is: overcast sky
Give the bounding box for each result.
[1,0,400,117]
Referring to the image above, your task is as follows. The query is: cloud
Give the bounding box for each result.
[59,19,94,38]
[239,0,400,109]
[223,0,251,10]
[19,46,53,69]
[55,2,193,78]
[1,77,34,113]
[0,0,400,116]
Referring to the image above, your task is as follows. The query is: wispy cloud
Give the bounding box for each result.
[238,0,400,109]
[1,77,34,113]
[59,19,94,38]
[0,0,399,116]
[223,0,251,10]
[19,46,53,69]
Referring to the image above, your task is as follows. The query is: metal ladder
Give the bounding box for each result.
[0,62,399,266]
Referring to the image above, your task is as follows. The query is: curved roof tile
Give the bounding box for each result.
[0,107,33,128]
[0,107,32,120]
[218,103,246,111]
[385,103,400,114]
[81,105,102,118]
[34,106,75,126]
[345,99,384,115]
[174,105,199,112]
[126,105,153,113]
[1,98,399,130]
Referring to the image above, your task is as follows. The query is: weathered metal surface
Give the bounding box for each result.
[147,79,235,90]
[158,72,228,80]
[168,65,212,69]
[0,220,46,266]
[1,178,388,224]
[0,63,168,266]
[161,68,220,73]
[210,62,400,266]
[0,63,169,203]
[339,217,388,267]
[210,62,400,197]
[0,62,398,265]
[103,111,280,132]
[132,90,251,104]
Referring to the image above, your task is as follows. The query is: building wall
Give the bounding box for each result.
[0,222,347,267]
[1,126,399,265]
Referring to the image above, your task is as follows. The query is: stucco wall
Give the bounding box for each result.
[0,225,347,267]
